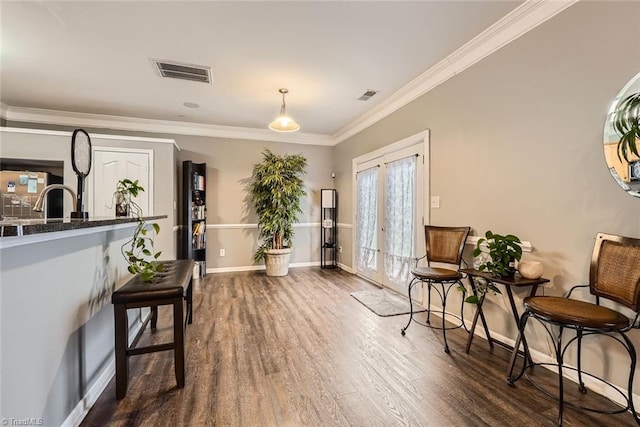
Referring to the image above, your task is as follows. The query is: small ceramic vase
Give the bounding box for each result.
[518,260,544,279]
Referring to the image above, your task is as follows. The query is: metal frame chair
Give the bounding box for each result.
[401,225,470,353]
[508,232,640,425]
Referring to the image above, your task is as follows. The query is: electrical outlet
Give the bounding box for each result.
[430,196,440,208]
[219,249,225,257]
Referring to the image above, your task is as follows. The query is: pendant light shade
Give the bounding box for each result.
[269,88,300,132]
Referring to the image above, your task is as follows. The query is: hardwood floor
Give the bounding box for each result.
[81,268,638,426]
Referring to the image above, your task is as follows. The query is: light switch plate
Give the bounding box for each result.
[430,196,440,208]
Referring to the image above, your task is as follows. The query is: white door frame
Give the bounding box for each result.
[89,146,154,216]
[351,130,430,288]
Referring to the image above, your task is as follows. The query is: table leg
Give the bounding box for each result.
[508,330,523,381]
[151,305,158,329]
[186,277,193,325]
[114,304,129,400]
[505,284,539,367]
[465,276,493,353]
[173,297,185,388]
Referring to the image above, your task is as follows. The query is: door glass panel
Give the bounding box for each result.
[355,166,378,277]
[384,155,416,290]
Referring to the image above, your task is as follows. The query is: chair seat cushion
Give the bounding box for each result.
[411,266,461,281]
[524,296,629,330]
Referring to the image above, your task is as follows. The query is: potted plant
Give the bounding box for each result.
[114,178,143,217]
[117,179,163,281]
[613,91,640,162]
[461,231,523,304]
[473,230,523,278]
[248,149,307,276]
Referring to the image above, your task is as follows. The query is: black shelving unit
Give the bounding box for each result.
[321,189,337,269]
[181,161,207,277]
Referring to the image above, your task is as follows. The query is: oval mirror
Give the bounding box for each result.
[603,72,640,197]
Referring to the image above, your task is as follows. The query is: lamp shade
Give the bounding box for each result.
[269,113,300,132]
[269,88,300,132]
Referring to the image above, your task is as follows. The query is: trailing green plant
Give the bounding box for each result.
[472,230,523,278]
[248,149,307,262]
[614,91,640,162]
[459,277,501,305]
[117,179,163,281]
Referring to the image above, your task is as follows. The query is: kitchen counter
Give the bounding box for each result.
[1,215,163,424]
[0,215,167,248]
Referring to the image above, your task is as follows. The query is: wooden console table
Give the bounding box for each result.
[111,259,194,399]
[460,268,549,372]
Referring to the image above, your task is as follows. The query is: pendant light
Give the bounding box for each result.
[269,88,300,132]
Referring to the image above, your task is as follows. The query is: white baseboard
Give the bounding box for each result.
[206,261,321,274]
[206,262,353,274]
[62,312,151,427]
[429,308,640,410]
[337,262,354,273]
[477,328,638,409]
[60,358,115,427]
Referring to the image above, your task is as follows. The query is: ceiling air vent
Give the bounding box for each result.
[358,89,379,101]
[152,59,211,84]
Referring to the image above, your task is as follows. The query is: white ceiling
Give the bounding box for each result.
[2,1,546,143]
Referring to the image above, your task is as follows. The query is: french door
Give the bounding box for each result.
[354,137,426,296]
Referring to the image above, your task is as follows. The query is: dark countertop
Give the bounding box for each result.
[0,215,167,237]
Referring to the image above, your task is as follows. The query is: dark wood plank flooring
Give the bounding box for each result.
[81,268,638,426]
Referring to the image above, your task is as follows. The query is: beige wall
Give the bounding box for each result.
[176,136,333,270]
[333,0,640,392]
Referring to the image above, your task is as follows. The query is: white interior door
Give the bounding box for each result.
[353,133,427,298]
[90,147,153,217]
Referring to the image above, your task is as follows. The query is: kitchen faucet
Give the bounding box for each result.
[33,184,87,219]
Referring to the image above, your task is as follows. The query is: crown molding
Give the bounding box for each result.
[0,126,179,150]
[331,0,579,144]
[2,106,335,146]
[0,0,577,147]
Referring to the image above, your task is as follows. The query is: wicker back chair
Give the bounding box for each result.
[509,233,640,425]
[425,226,469,265]
[401,225,470,353]
[590,236,640,310]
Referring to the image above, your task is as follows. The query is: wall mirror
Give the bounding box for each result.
[603,72,640,197]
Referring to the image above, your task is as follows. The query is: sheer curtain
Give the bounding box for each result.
[356,167,378,275]
[384,155,416,287]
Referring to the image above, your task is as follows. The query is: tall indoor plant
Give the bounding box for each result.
[249,149,307,276]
